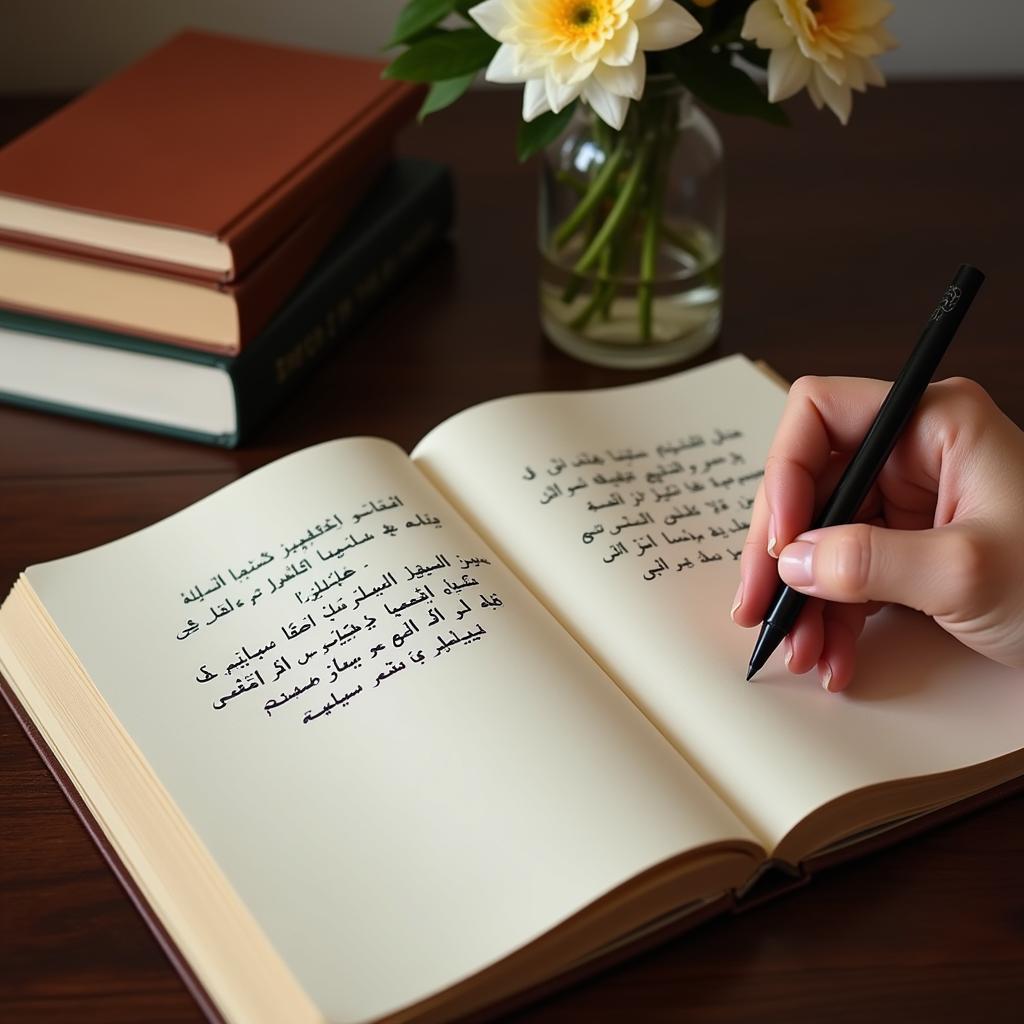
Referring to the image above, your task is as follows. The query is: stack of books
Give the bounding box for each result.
[0,30,453,446]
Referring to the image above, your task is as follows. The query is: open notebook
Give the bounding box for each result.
[2,354,1023,1024]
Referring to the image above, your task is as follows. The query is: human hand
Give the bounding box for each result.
[731,375,1024,691]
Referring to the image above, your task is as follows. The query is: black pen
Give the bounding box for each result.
[746,263,986,681]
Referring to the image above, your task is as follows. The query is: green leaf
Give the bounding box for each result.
[516,103,578,163]
[388,0,457,47]
[669,48,788,126]
[383,27,498,82]
[418,72,475,120]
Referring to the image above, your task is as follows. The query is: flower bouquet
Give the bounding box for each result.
[386,1,897,367]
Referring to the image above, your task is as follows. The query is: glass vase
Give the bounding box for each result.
[539,79,724,369]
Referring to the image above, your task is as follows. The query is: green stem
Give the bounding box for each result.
[638,211,658,343]
[561,207,603,304]
[555,170,587,196]
[597,241,619,320]
[561,269,585,306]
[640,94,682,341]
[569,242,614,332]
[638,130,672,342]
[568,284,605,331]
[552,137,628,250]
[572,139,651,277]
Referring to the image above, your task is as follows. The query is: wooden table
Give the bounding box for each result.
[2,83,1023,1023]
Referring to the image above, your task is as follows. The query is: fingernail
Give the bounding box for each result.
[784,637,793,669]
[767,514,778,557]
[779,540,815,587]
[730,580,744,623]
[820,662,833,692]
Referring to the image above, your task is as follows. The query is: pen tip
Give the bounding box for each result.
[746,620,775,683]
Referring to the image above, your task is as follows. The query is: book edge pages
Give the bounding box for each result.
[0,579,324,1024]
[0,667,230,1024]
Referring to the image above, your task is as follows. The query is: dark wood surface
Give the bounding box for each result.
[2,82,1023,1023]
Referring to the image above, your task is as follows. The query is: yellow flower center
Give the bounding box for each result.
[804,0,862,31]
[546,0,615,43]
[781,0,870,49]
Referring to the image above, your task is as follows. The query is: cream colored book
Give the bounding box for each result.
[2,354,1023,1024]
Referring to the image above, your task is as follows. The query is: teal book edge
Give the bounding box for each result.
[0,159,454,447]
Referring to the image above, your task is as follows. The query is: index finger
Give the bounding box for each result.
[763,375,893,559]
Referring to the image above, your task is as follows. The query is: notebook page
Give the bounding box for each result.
[24,436,756,1023]
[413,355,1024,852]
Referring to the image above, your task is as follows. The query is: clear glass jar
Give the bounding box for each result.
[539,79,724,369]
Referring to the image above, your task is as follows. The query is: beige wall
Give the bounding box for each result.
[0,0,1021,92]
[0,0,408,92]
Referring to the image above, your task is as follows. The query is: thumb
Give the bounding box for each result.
[777,522,984,617]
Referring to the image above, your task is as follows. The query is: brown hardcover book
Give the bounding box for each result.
[3,356,1022,1024]
[0,152,386,354]
[0,29,422,284]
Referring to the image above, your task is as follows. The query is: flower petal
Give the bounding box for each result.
[545,71,583,114]
[553,52,598,85]
[601,20,639,66]
[812,64,853,124]
[767,44,810,102]
[868,24,899,52]
[484,42,528,83]
[862,57,886,88]
[468,0,510,40]
[630,0,664,18]
[479,43,528,83]
[844,54,866,91]
[522,77,550,121]
[594,52,646,99]
[573,34,608,62]
[741,0,794,49]
[636,1,702,50]
[843,30,886,57]
[583,79,630,130]
[816,53,848,85]
[806,75,824,110]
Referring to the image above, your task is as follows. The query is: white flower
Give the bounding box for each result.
[741,0,897,124]
[469,0,702,130]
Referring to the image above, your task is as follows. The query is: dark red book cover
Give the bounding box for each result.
[0,150,387,354]
[0,29,423,282]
